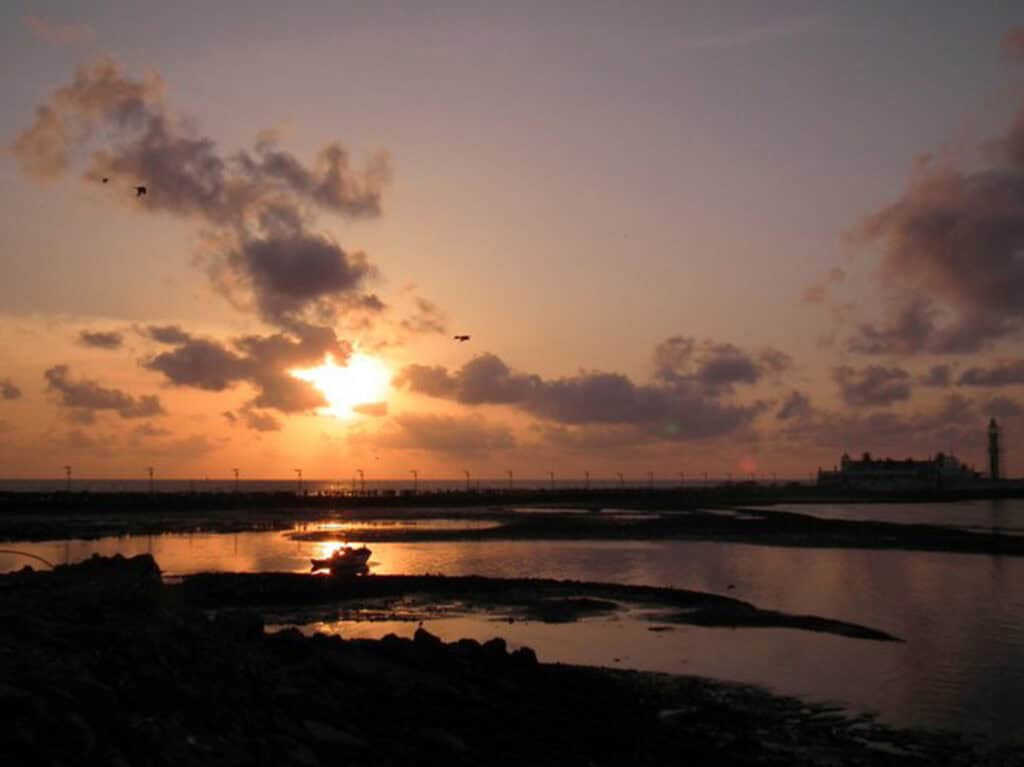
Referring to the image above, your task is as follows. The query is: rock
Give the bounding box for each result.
[481,637,507,662]
[511,646,538,667]
[414,626,443,650]
[212,609,264,640]
[302,719,367,749]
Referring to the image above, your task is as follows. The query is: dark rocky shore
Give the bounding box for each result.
[2,555,1022,766]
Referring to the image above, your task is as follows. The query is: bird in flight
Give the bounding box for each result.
[101,177,109,184]
[134,186,147,197]
[453,335,471,342]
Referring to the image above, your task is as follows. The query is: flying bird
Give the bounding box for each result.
[101,177,109,184]
[453,335,471,342]
[134,186,147,197]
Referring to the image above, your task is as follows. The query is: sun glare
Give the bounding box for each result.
[290,353,391,417]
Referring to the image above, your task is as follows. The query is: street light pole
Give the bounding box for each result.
[294,468,303,494]
[64,465,71,493]
[233,468,239,493]
[147,466,154,495]
[463,469,471,492]
[409,469,418,493]
[506,470,513,491]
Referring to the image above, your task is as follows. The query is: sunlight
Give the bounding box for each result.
[290,353,390,417]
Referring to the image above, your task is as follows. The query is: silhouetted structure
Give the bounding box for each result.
[818,452,979,490]
[989,417,1002,481]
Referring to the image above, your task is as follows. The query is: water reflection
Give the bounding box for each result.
[2,527,1023,741]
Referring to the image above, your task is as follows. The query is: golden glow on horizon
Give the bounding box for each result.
[290,353,391,418]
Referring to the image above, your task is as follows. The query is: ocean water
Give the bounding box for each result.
[2,506,1023,743]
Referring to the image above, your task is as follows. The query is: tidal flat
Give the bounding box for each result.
[3,554,1020,766]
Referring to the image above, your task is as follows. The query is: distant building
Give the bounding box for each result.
[817,451,980,490]
[989,418,1002,481]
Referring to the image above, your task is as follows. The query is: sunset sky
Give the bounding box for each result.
[2,2,1023,480]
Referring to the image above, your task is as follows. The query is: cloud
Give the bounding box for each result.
[920,364,954,388]
[382,413,517,455]
[142,325,191,345]
[142,324,348,413]
[653,337,791,396]
[44,364,164,418]
[846,47,1024,354]
[957,359,1024,387]
[396,338,775,440]
[241,409,282,432]
[1,379,22,401]
[801,267,846,304]
[776,390,812,420]
[833,365,912,407]
[12,58,391,328]
[1003,26,1024,62]
[987,396,1022,418]
[400,296,448,335]
[778,393,986,459]
[77,329,123,350]
[132,422,171,439]
[24,16,95,46]
[353,402,388,417]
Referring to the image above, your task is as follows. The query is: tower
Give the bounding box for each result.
[988,418,1001,481]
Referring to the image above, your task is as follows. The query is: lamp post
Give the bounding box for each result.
[233,468,239,493]
[678,471,685,488]
[463,469,471,492]
[506,470,513,491]
[647,471,654,490]
[147,466,154,495]
[617,472,624,489]
[64,465,71,493]
[294,468,303,494]
[357,469,365,495]
[409,469,418,494]
[584,470,590,491]
[548,471,555,491]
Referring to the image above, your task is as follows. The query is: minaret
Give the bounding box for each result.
[988,418,1001,481]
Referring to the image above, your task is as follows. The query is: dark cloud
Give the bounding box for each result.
[778,394,984,460]
[957,359,1024,387]
[142,325,347,413]
[77,329,123,350]
[12,58,391,328]
[143,325,192,345]
[1,379,22,400]
[833,365,912,407]
[222,233,377,326]
[776,390,812,420]
[44,364,164,418]
[847,66,1024,354]
[653,337,791,396]
[396,340,772,440]
[920,364,953,388]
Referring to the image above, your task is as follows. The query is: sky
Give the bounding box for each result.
[1,1,1023,480]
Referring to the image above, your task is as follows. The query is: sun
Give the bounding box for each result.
[290,352,391,417]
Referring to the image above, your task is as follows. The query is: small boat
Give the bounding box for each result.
[311,545,372,575]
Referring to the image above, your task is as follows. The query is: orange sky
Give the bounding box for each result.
[1,5,1023,480]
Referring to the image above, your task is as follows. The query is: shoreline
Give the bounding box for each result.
[2,501,1022,557]
[3,554,1017,765]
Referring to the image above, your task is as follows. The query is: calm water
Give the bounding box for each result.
[3,504,1023,742]
[763,499,1024,534]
